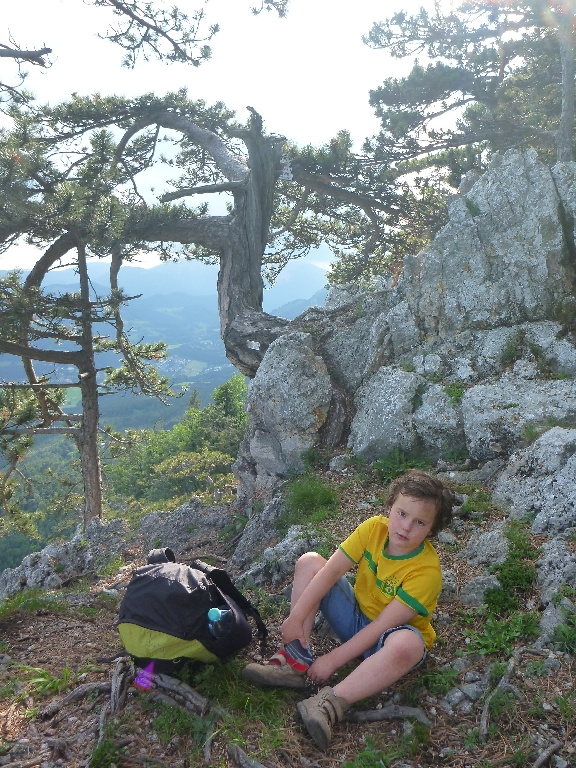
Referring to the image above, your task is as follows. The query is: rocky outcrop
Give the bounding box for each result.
[492,427,576,534]
[0,498,230,601]
[237,149,576,503]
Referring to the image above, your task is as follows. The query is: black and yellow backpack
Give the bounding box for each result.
[117,548,267,674]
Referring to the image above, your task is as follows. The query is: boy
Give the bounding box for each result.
[244,470,453,750]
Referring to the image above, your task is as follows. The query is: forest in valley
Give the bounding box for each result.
[1,0,576,570]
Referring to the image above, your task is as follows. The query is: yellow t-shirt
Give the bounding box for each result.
[339,515,442,650]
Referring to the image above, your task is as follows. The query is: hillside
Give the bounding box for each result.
[0,257,329,432]
[0,460,573,768]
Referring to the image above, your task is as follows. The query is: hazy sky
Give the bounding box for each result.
[2,0,434,269]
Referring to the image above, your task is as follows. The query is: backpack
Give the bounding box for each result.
[117,548,267,674]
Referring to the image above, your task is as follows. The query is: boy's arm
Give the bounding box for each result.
[307,597,418,683]
[282,548,352,647]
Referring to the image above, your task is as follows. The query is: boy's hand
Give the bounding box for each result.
[281,615,307,648]
[307,653,338,683]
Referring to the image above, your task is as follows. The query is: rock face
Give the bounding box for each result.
[404,150,576,339]
[0,498,230,601]
[492,427,576,534]
[237,149,576,502]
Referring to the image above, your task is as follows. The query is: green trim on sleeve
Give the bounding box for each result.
[339,545,357,564]
[396,587,429,617]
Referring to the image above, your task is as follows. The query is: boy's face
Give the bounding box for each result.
[386,493,438,556]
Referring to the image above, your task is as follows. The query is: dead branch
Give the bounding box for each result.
[98,700,110,745]
[346,703,431,727]
[38,681,112,719]
[0,754,50,768]
[151,672,208,713]
[0,46,52,65]
[57,570,98,588]
[203,725,215,765]
[160,181,247,202]
[148,691,183,709]
[228,744,272,768]
[46,737,76,761]
[111,657,133,715]
[531,738,562,768]
[480,647,548,743]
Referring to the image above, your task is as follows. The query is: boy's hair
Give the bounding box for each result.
[385,470,453,535]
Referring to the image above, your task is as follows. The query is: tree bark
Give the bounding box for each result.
[552,10,575,162]
[75,238,104,528]
[126,109,290,377]
[217,112,290,375]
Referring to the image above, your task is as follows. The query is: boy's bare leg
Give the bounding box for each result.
[290,552,327,641]
[332,629,424,705]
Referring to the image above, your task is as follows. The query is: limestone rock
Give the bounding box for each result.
[458,522,509,567]
[403,150,576,339]
[413,384,465,459]
[229,496,284,572]
[492,427,576,533]
[348,367,425,460]
[236,526,319,589]
[460,575,501,606]
[136,498,228,553]
[462,378,576,461]
[234,332,332,500]
[438,569,458,604]
[535,539,576,606]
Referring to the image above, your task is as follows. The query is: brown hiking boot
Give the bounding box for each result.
[243,652,307,689]
[297,686,349,750]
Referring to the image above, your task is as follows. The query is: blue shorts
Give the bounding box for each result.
[319,576,427,666]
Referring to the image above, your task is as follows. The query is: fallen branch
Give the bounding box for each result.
[203,725,215,765]
[480,647,548,743]
[98,700,110,745]
[531,739,562,768]
[228,744,272,768]
[148,691,183,709]
[151,672,208,714]
[0,755,50,768]
[346,703,431,727]
[38,681,112,719]
[110,658,133,715]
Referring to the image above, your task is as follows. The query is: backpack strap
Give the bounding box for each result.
[192,560,268,641]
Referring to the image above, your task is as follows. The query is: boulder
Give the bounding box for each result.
[348,367,425,460]
[462,378,576,461]
[236,525,320,589]
[535,539,576,606]
[460,575,501,606]
[229,496,284,572]
[234,332,332,501]
[458,522,509,567]
[492,427,576,533]
[403,149,576,339]
[413,384,466,459]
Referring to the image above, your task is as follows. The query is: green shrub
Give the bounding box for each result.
[420,667,458,695]
[501,329,526,365]
[489,690,516,719]
[465,612,539,654]
[0,590,64,620]
[281,474,339,531]
[551,612,576,654]
[89,732,126,768]
[373,449,432,485]
[443,383,466,403]
[484,587,520,617]
[153,700,216,745]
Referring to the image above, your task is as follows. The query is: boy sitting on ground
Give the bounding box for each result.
[244,470,453,750]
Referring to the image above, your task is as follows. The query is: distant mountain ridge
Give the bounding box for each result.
[1,252,329,312]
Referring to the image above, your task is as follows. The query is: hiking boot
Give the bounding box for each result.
[296,686,349,750]
[243,650,307,689]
